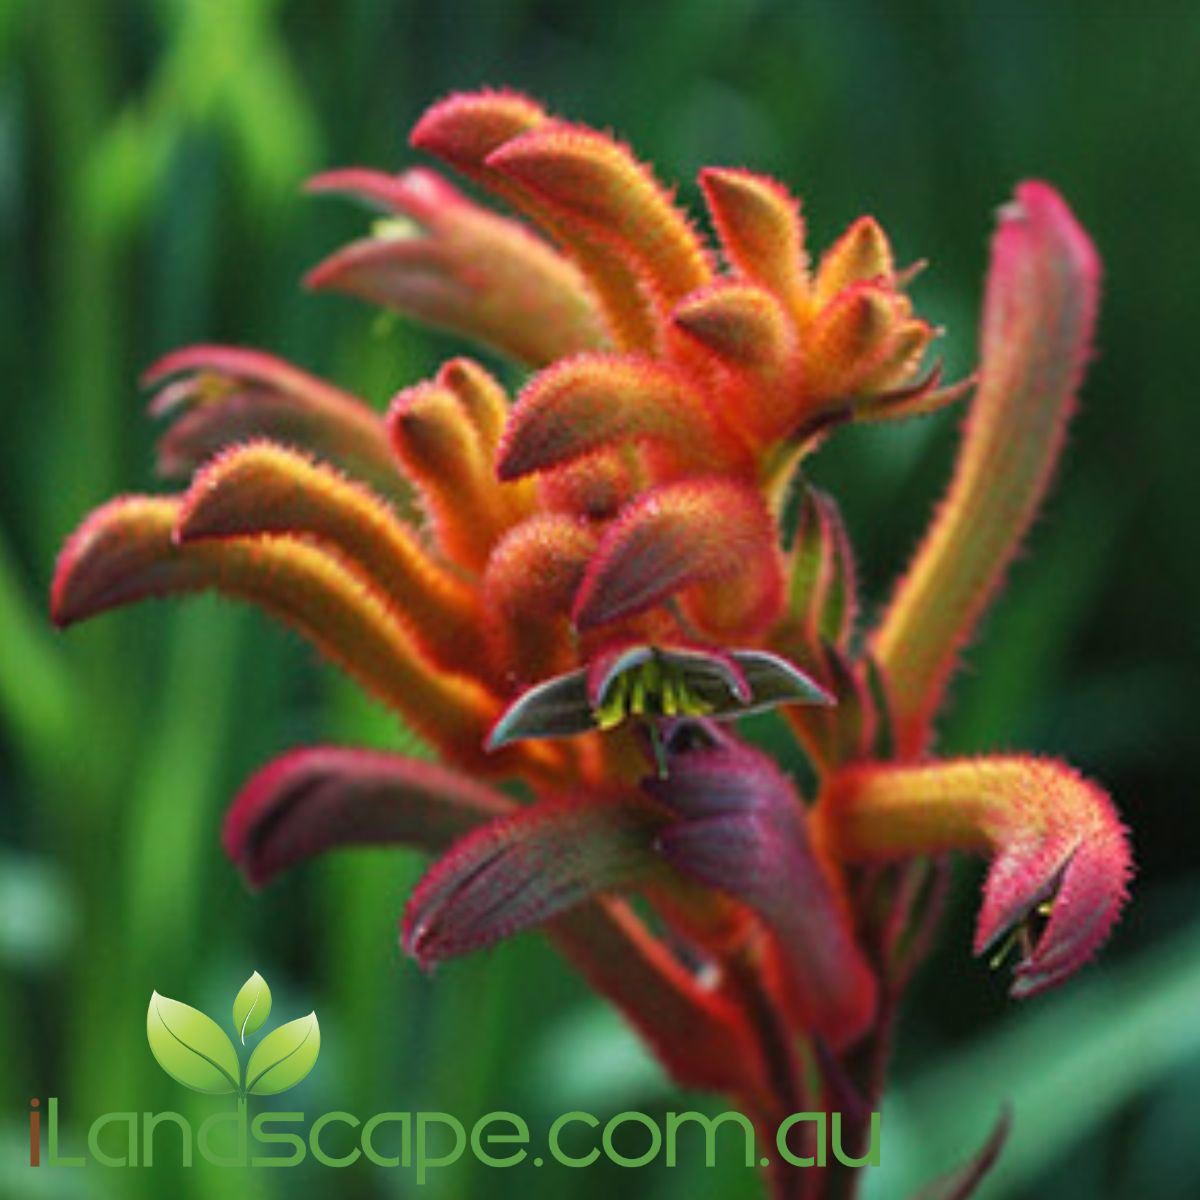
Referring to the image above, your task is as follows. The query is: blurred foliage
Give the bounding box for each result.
[1,1,1197,1197]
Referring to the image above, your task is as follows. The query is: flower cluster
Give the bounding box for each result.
[52,90,1130,1194]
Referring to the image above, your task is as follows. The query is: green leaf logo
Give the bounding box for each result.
[146,992,240,1095]
[245,1013,321,1095]
[232,970,272,1043]
[146,972,319,1098]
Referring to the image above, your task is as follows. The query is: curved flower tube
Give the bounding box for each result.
[817,757,1133,998]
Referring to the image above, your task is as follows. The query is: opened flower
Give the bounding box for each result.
[52,90,1130,1196]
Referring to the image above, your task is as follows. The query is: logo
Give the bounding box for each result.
[146,971,319,1098]
[29,969,880,1178]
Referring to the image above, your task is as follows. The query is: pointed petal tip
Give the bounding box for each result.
[572,479,784,638]
[301,238,434,298]
[968,767,1133,997]
[139,344,254,390]
[484,670,595,750]
[303,167,374,196]
[732,650,835,709]
[50,495,177,630]
[987,825,1133,999]
[409,89,546,161]
[497,354,723,483]
[1008,180,1102,277]
[301,252,347,293]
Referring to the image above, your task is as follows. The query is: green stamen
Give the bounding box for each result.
[590,652,718,733]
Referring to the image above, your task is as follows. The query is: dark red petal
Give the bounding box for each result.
[649,731,876,1047]
[402,795,666,964]
[573,478,784,638]
[223,747,513,888]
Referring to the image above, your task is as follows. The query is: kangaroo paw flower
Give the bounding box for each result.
[224,747,514,887]
[144,344,402,499]
[388,375,533,572]
[50,496,518,772]
[176,441,486,677]
[486,645,830,749]
[497,353,736,481]
[226,745,774,1107]
[412,90,659,353]
[306,167,607,366]
[51,85,1126,1187]
[699,167,811,316]
[819,757,1133,996]
[402,794,667,964]
[871,183,1101,757]
[573,478,784,637]
[486,121,713,312]
[482,513,599,684]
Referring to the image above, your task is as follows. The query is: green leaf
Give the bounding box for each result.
[232,970,272,1043]
[146,991,240,1095]
[245,1012,321,1095]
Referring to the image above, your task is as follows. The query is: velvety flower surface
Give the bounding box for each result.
[52,90,1129,1198]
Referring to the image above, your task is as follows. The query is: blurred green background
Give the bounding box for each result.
[3,0,1198,1197]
